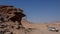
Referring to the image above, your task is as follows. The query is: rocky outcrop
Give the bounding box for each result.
[0,5,26,34]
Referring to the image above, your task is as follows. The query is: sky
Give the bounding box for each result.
[0,0,60,23]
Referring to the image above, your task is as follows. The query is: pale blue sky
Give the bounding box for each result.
[0,0,60,23]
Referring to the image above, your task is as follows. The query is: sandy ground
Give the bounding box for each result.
[20,19,60,34]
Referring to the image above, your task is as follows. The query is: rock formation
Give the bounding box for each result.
[0,5,27,34]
